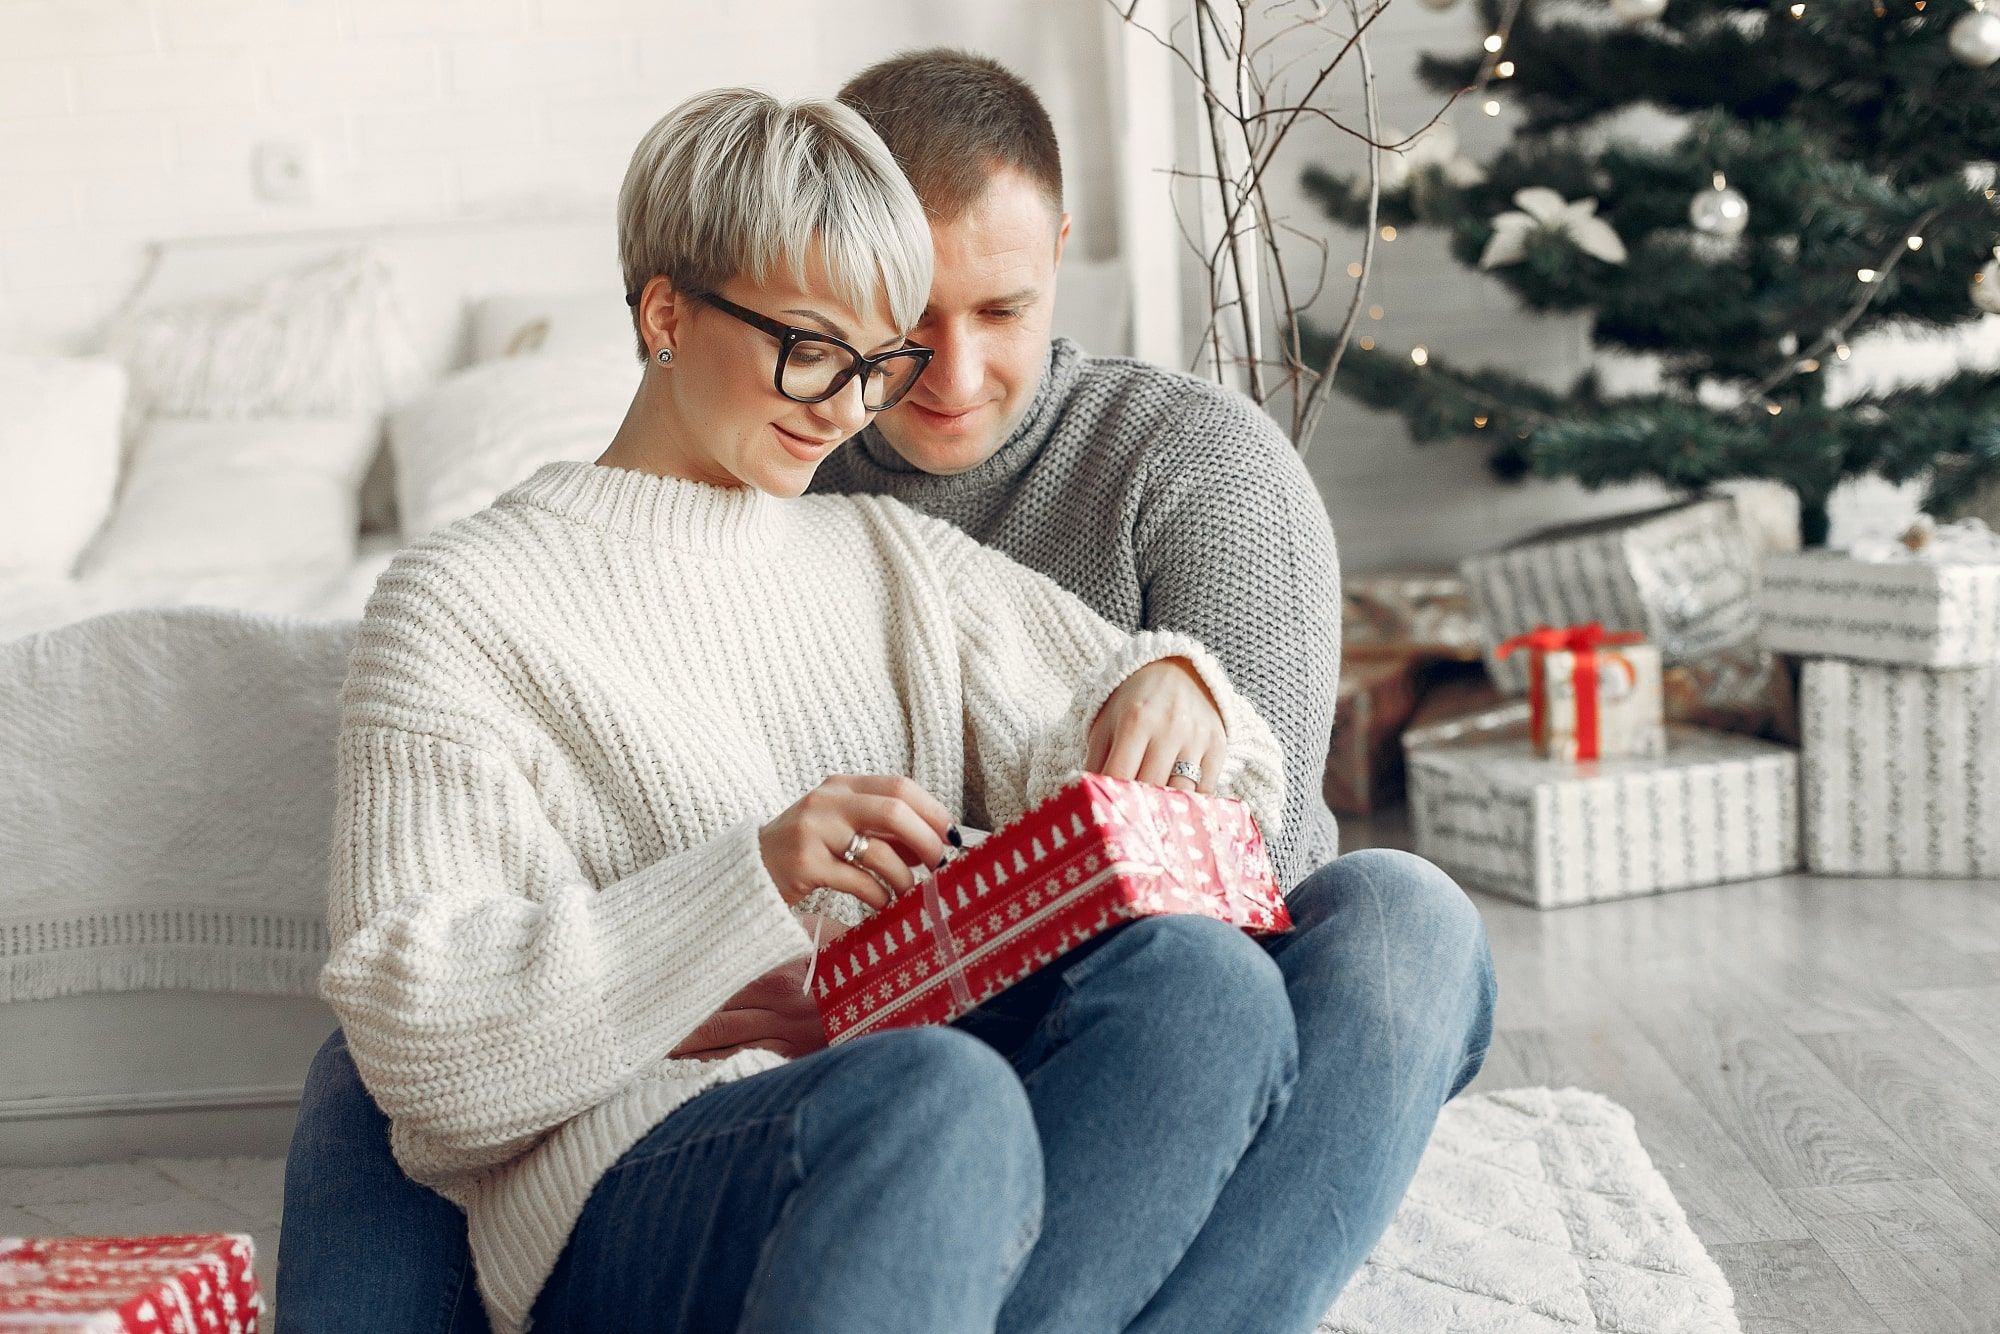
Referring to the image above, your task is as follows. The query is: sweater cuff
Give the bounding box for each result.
[591,821,813,1062]
[1028,629,1286,840]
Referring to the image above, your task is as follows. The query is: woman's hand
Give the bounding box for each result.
[759,775,955,913]
[1085,657,1226,794]
[670,913,850,1062]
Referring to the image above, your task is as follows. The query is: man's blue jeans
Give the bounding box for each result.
[276,848,1495,1332]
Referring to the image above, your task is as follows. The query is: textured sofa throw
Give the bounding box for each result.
[0,607,354,1001]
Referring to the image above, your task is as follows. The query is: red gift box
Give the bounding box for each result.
[814,773,1293,1044]
[0,1233,261,1333]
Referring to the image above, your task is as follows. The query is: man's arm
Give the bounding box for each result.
[1129,385,1342,889]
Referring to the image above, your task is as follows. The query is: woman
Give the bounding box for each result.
[286,89,1296,1334]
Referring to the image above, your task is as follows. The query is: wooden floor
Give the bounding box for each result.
[1347,810,2000,1334]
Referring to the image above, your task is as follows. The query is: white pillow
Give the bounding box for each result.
[469,289,641,364]
[75,416,382,580]
[109,247,423,423]
[0,354,127,576]
[388,353,639,541]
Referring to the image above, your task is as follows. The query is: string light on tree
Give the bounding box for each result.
[1948,0,2000,67]
[1610,0,1669,23]
[1689,173,1749,237]
[1975,250,2000,315]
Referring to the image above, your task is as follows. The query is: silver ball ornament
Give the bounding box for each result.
[1689,179,1749,238]
[1974,259,2000,316]
[1948,8,2000,67]
[1610,0,1669,22]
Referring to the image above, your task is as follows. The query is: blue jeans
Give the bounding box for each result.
[277,849,1494,1333]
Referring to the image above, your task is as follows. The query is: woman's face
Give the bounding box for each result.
[653,249,909,498]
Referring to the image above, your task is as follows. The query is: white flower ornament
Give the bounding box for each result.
[1479,186,1629,269]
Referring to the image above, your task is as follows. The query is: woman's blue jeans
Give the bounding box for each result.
[276,848,1495,1333]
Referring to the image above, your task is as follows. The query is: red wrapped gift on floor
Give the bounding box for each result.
[0,1233,262,1333]
[813,773,1293,1044]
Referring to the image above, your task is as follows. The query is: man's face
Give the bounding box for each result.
[870,167,1070,476]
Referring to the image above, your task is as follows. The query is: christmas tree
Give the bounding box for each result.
[1308,0,2000,547]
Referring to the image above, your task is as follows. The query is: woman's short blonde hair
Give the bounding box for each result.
[618,88,933,361]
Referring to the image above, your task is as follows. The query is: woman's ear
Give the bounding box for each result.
[637,275,683,359]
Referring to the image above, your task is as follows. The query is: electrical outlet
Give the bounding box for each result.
[252,141,315,204]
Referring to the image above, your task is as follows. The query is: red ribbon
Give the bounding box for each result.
[1496,622,1644,759]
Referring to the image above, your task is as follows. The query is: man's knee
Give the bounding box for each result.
[297,1025,386,1135]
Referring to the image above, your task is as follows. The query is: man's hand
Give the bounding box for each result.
[670,913,849,1062]
[1085,656,1225,794]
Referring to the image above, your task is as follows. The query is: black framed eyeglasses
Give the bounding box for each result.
[625,286,934,412]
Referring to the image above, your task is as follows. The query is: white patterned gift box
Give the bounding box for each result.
[1757,519,2000,668]
[1407,724,1799,908]
[1462,496,1760,695]
[1800,658,1999,876]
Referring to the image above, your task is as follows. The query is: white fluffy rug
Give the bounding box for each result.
[1322,1087,1741,1333]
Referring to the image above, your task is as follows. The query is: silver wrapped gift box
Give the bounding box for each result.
[1759,520,2000,669]
[1462,497,1760,695]
[1408,723,1799,909]
[1800,658,1999,876]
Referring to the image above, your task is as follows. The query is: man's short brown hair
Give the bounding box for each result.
[838,48,1063,223]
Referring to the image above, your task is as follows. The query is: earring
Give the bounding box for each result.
[655,347,674,366]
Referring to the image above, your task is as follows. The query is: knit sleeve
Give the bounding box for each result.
[1133,387,1341,888]
[318,723,811,1186]
[926,516,1287,839]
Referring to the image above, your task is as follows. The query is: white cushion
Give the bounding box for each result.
[0,354,127,576]
[469,289,640,364]
[388,353,639,541]
[109,248,423,423]
[75,416,381,580]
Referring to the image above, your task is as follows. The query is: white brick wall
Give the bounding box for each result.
[2,0,1987,567]
[0,0,1119,356]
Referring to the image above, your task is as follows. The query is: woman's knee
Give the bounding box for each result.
[1074,915,1296,1056]
[806,1027,1041,1185]
[1318,848,1490,964]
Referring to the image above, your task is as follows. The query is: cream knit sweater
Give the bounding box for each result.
[320,459,1286,1333]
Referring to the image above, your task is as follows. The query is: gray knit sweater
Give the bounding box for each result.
[811,337,1341,889]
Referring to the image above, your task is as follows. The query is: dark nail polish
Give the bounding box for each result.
[947,824,963,847]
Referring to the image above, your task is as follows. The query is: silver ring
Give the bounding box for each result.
[841,832,871,864]
[1170,759,1203,785]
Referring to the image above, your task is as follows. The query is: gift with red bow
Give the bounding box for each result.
[811,773,1292,1044]
[1496,623,1665,762]
[0,1233,262,1333]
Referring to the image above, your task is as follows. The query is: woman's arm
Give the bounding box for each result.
[921,511,1288,838]
[320,723,812,1187]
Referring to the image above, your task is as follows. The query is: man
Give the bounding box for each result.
[277,52,1493,1334]
[801,50,1493,1332]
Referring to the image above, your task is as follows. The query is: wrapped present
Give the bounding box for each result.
[1323,657,1424,814]
[0,1233,262,1333]
[1662,644,1800,744]
[1758,517,2000,668]
[1407,723,1799,908]
[1402,679,1527,755]
[813,773,1292,1043]
[1462,497,1759,694]
[1342,573,1485,665]
[1800,658,1999,877]
[1496,624,1665,762]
